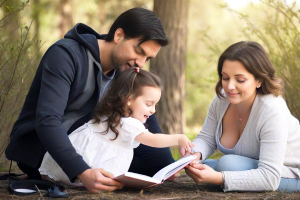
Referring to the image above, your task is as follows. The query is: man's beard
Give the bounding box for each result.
[112,50,122,72]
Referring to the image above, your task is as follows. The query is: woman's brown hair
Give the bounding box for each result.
[215,41,283,98]
[93,68,163,139]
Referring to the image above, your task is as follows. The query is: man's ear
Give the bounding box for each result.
[114,28,125,44]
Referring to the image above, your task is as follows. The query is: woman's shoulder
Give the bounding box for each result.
[255,94,291,118]
[257,94,287,109]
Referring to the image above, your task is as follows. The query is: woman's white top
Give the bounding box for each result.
[192,93,300,192]
[39,117,148,186]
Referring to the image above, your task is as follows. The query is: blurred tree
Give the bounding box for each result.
[32,0,41,58]
[0,0,41,159]
[2,0,20,39]
[151,0,189,135]
[237,0,300,120]
[58,0,73,38]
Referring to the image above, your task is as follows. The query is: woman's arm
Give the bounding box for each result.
[188,95,221,160]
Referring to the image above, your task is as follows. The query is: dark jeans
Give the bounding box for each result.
[17,162,42,180]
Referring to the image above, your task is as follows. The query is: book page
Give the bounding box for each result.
[123,172,161,183]
[114,172,161,189]
[152,154,197,181]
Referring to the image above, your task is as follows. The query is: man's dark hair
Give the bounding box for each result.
[105,7,168,46]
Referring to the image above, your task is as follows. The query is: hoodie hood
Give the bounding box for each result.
[64,23,106,63]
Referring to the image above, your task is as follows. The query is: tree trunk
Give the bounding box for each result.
[151,0,189,135]
[58,0,73,38]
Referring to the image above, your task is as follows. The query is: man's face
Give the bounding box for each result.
[112,37,161,72]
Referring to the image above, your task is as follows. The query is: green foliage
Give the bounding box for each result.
[189,0,300,123]
[224,0,300,120]
[0,0,41,158]
[243,0,300,120]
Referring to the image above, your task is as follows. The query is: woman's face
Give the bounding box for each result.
[221,59,261,105]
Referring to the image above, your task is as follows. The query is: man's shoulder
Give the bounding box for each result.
[53,38,84,50]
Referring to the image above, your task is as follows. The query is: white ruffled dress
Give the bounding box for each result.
[38,117,148,186]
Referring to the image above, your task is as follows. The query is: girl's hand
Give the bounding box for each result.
[185,162,223,185]
[178,135,195,155]
[178,145,186,157]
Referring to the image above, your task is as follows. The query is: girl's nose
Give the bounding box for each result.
[150,107,155,115]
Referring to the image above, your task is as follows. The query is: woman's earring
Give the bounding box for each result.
[128,102,131,106]
[257,85,261,88]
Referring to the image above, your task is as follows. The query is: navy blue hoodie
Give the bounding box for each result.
[6,23,110,180]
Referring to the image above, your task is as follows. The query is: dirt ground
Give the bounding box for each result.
[1,173,300,200]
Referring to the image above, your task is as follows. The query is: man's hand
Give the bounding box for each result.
[78,168,123,193]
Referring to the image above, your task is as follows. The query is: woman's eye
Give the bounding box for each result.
[237,80,245,83]
[222,78,229,81]
[146,104,151,107]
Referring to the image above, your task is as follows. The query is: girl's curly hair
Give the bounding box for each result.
[93,68,163,140]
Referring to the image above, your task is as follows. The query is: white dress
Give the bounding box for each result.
[38,117,148,186]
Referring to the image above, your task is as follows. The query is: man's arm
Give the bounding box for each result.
[36,44,122,192]
[35,44,90,180]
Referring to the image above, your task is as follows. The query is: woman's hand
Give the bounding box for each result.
[185,162,223,185]
[178,135,195,155]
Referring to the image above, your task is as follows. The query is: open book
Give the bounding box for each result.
[114,154,197,189]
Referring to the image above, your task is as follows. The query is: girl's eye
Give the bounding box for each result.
[237,80,245,83]
[146,104,151,107]
[222,78,229,81]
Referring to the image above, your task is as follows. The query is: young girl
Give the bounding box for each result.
[39,67,194,186]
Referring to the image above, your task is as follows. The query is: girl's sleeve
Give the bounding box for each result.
[192,95,220,160]
[121,118,149,148]
[223,104,289,192]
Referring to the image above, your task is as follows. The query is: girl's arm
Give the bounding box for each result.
[135,132,195,154]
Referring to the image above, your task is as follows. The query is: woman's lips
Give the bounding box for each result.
[227,92,239,97]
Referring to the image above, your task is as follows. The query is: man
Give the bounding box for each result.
[5,7,174,193]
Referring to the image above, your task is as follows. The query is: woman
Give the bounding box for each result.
[182,41,300,192]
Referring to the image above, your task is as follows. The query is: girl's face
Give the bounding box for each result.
[128,86,161,123]
[221,59,261,105]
